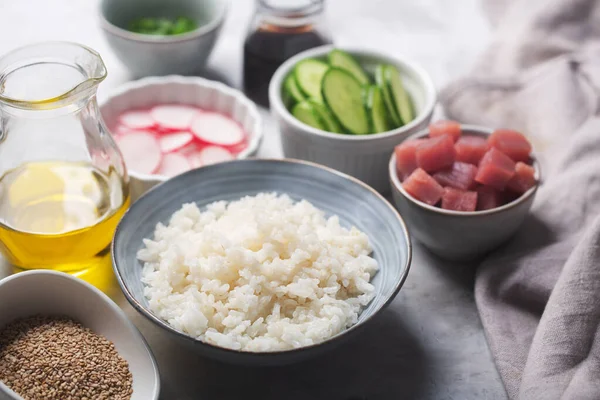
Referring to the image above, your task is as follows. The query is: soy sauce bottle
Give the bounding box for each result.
[243,0,332,108]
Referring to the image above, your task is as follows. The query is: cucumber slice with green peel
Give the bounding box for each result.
[365,85,391,133]
[308,100,343,133]
[282,73,306,108]
[328,49,370,86]
[308,97,325,105]
[292,101,328,131]
[294,59,329,101]
[384,64,415,125]
[321,68,370,135]
[375,65,402,127]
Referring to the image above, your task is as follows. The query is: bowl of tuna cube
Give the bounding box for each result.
[389,121,540,260]
[269,46,436,193]
[100,75,262,201]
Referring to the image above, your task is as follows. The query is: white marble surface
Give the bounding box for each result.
[0,1,507,399]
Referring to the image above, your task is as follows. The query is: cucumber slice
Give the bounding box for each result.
[292,101,327,131]
[294,59,329,102]
[328,49,370,86]
[321,68,370,135]
[308,99,343,133]
[365,85,391,133]
[375,65,401,127]
[282,73,305,108]
[384,64,415,125]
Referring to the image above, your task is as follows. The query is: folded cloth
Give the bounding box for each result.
[440,0,600,398]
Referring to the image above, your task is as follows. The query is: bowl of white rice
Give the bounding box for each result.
[112,159,411,364]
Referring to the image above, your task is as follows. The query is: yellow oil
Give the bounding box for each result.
[0,161,129,293]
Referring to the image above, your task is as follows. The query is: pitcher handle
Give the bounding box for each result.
[0,110,5,143]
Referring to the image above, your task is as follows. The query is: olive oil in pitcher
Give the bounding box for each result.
[0,162,129,272]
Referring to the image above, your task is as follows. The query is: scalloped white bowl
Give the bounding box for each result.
[0,270,160,400]
[100,75,263,201]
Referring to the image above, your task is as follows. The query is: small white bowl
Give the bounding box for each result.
[99,0,228,77]
[100,75,263,201]
[0,270,160,400]
[269,45,436,193]
[389,125,541,260]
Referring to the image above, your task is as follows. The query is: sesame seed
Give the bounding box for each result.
[0,315,133,400]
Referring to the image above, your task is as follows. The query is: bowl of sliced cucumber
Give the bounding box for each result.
[269,45,436,193]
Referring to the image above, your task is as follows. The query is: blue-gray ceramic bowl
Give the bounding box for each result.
[112,158,412,365]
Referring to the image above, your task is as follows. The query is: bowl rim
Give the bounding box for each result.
[98,0,228,44]
[112,157,413,358]
[268,44,437,142]
[389,124,541,217]
[99,75,264,182]
[0,269,161,400]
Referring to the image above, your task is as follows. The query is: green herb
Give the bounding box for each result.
[128,17,198,36]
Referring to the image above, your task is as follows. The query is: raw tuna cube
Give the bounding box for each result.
[395,139,426,180]
[441,187,478,212]
[504,190,522,205]
[507,162,537,194]
[416,135,456,173]
[429,120,462,142]
[433,162,478,190]
[403,168,444,206]
[476,186,503,210]
[488,129,532,162]
[455,136,489,165]
[475,148,516,190]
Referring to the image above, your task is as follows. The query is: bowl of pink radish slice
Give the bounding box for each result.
[389,122,540,261]
[100,75,262,200]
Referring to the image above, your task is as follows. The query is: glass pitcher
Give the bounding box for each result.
[0,42,129,286]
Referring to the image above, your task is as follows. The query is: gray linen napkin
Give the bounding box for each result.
[440,0,600,398]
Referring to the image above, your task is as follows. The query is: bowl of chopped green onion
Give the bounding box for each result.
[128,16,199,36]
[100,0,228,77]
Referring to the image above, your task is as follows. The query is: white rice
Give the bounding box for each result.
[138,192,378,352]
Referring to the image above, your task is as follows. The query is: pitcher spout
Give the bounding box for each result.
[0,42,107,110]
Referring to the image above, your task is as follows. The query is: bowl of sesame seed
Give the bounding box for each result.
[0,270,160,400]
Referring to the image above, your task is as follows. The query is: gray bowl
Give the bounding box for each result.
[99,0,227,77]
[389,125,540,261]
[269,45,436,194]
[112,159,411,365]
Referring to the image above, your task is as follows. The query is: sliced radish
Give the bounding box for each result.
[228,141,249,155]
[157,153,191,177]
[178,142,203,155]
[151,105,200,130]
[196,146,234,167]
[119,111,155,130]
[153,125,182,135]
[190,112,245,147]
[114,124,135,136]
[117,132,162,175]
[158,131,193,153]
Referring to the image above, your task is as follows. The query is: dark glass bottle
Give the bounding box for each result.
[243,0,332,108]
